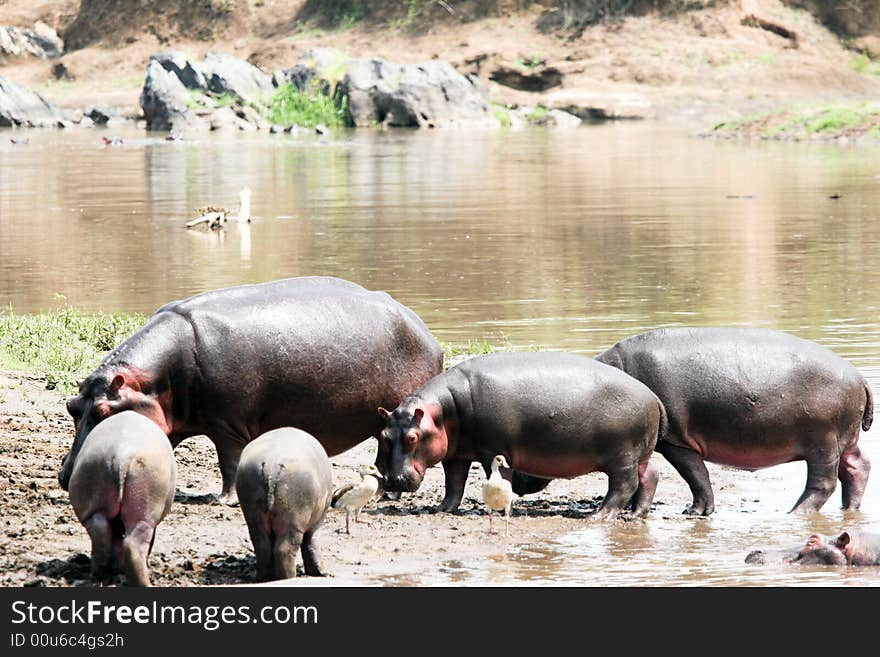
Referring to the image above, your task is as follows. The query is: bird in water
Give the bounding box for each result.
[331,464,384,536]
[482,454,514,536]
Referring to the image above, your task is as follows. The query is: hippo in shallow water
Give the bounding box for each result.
[235,428,332,580]
[68,411,175,586]
[747,531,880,566]
[596,328,873,515]
[59,276,444,505]
[376,352,666,519]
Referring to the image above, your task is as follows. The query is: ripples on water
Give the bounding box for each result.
[2,124,880,585]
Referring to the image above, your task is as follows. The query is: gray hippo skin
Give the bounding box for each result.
[596,328,873,515]
[68,411,176,586]
[59,276,444,505]
[745,542,810,565]
[376,352,666,519]
[792,530,880,566]
[235,428,332,580]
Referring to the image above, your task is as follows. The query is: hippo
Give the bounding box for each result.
[67,411,176,586]
[376,352,666,519]
[59,276,444,505]
[595,328,873,515]
[235,428,332,580]
[791,530,880,566]
[747,531,880,566]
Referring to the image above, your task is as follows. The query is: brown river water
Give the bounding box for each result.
[2,123,880,586]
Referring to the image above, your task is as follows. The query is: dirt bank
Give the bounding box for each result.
[2,1,880,127]
[0,368,722,587]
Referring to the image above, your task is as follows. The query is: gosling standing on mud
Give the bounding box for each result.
[483,455,514,536]
[331,464,383,536]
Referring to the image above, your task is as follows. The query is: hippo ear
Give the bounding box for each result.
[378,407,392,420]
[110,374,126,392]
[834,531,852,551]
[413,407,424,425]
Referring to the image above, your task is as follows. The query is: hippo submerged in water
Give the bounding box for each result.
[376,352,666,519]
[59,276,444,505]
[596,328,873,515]
[746,531,880,566]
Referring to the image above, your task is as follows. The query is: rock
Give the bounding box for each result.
[208,105,241,131]
[0,22,63,59]
[542,89,654,121]
[270,123,284,133]
[84,105,118,125]
[852,35,880,60]
[150,51,208,90]
[508,107,580,128]
[237,104,269,130]
[0,75,67,127]
[539,108,581,128]
[139,60,191,131]
[80,116,94,128]
[64,108,84,124]
[203,52,274,104]
[489,64,563,92]
[315,123,329,135]
[287,48,498,128]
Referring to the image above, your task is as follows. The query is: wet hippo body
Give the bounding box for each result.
[68,411,176,586]
[596,328,873,515]
[59,276,444,504]
[792,530,880,566]
[376,352,666,519]
[235,428,332,580]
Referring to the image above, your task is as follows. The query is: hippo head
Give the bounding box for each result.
[791,533,849,566]
[58,369,171,490]
[375,398,448,493]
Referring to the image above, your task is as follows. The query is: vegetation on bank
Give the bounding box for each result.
[0,308,146,394]
[0,309,510,396]
[711,103,880,141]
[267,82,353,128]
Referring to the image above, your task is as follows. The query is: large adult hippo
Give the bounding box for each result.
[595,328,873,515]
[59,276,444,504]
[747,531,880,566]
[376,352,666,519]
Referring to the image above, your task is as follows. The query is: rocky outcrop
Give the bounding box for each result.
[140,51,276,132]
[543,89,654,121]
[0,75,66,127]
[0,22,63,59]
[489,64,563,92]
[282,48,499,129]
[139,60,192,131]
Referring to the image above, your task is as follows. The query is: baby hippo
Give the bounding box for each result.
[68,411,176,586]
[235,428,333,581]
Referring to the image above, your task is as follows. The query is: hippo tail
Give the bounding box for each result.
[862,381,874,432]
[657,399,668,445]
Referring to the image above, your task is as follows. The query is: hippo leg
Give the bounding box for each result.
[790,450,839,513]
[655,441,715,516]
[84,514,115,584]
[245,523,274,582]
[273,531,303,580]
[121,520,156,586]
[591,463,639,520]
[838,443,871,510]
[627,457,659,518]
[437,459,470,513]
[213,435,245,506]
[511,471,552,496]
[300,530,329,577]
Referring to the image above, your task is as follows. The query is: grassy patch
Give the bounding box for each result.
[185,89,239,110]
[527,104,550,122]
[712,103,880,140]
[849,53,880,75]
[491,102,512,128]
[266,82,352,128]
[0,307,146,394]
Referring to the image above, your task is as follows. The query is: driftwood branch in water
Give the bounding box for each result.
[186,211,226,230]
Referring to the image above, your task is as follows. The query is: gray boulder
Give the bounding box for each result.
[287,48,499,128]
[139,60,191,131]
[150,51,207,90]
[0,75,66,127]
[0,21,63,59]
[203,52,274,103]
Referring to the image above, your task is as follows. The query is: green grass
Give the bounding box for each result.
[186,89,239,110]
[0,307,146,394]
[712,103,880,140]
[848,53,880,75]
[266,82,352,128]
[527,104,550,123]
[491,102,512,128]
